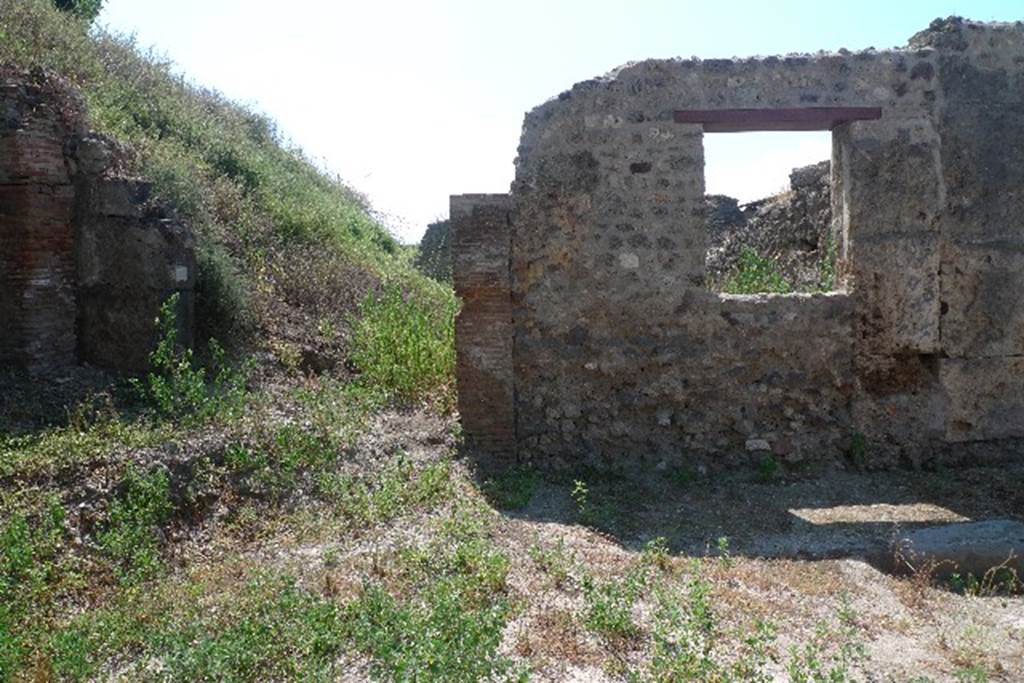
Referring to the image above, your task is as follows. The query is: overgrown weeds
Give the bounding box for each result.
[723,248,794,295]
[0,0,451,361]
[132,294,251,424]
[350,281,458,404]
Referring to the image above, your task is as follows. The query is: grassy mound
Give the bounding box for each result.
[0,0,454,378]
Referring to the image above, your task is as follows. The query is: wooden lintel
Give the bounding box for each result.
[673,107,882,132]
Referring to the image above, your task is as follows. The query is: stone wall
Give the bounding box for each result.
[0,69,195,374]
[452,18,1024,470]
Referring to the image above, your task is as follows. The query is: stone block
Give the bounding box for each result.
[89,178,152,218]
[851,232,941,355]
[941,239,1024,358]
[940,357,1024,442]
[835,117,943,236]
[892,519,1024,579]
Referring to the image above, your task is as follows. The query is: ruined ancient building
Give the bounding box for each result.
[1,69,194,374]
[451,18,1024,470]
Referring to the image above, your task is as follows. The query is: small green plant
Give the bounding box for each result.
[133,294,250,424]
[570,478,621,530]
[786,596,867,683]
[571,479,589,518]
[529,538,574,587]
[716,536,734,570]
[818,231,839,291]
[350,283,457,403]
[97,466,174,583]
[848,432,869,468]
[581,569,645,639]
[482,466,540,511]
[948,554,1021,596]
[954,666,990,683]
[669,465,697,487]
[642,537,672,572]
[757,454,781,482]
[723,249,793,295]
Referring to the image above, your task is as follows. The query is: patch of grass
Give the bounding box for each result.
[344,505,525,682]
[0,496,73,678]
[318,456,456,525]
[581,567,646,640]
[638,562,776,682]
[786,596,867,683]
[955,666,990,683]
[529,538,575,588]
[47,571,348,682]
[482,466,540,510]
[0,416,176,480]
[97,466,174,583]
[723,248,793,295]
[350,282,458,403]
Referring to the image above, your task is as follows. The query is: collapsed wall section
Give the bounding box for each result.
[0,73,83,371]
[0,69,195,375]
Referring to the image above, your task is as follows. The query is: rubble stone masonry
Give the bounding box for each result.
[452,18,1024,469]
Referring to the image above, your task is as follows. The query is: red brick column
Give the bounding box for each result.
[450,194,516,462]
[0,75,81,371]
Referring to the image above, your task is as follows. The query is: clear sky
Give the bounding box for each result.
[97,0,1020,243]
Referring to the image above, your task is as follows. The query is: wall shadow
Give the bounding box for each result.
[472,452,1024,590]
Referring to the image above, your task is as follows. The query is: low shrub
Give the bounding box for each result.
[723,248,793,295]
[132,294,250,424]
[349,282,457,402]
[97,466,173,583]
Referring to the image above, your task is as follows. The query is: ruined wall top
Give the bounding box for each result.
[515,18,1024,184]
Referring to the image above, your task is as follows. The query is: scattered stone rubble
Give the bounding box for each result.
[707,160,833,291]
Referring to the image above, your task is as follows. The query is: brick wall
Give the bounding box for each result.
[450,195,516,463]
[0,70,195,375]
[0,74,82,371]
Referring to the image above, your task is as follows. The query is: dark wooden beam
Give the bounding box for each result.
[673,107,882,132]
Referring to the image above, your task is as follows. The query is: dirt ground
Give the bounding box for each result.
[261,410,1024,682]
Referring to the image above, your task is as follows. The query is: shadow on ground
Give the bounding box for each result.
[474,454,1024,586]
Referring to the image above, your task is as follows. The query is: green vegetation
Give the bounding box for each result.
[52,0,102,22]
[133,295,251,424]
[350,282,458,403]
[482,466,541,510]
[818,232,839,291]
[723,248,794,295]
[97,467,173,583]
[0,3,1016,681]
[0,0,454,379]
[345,507,525,682]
